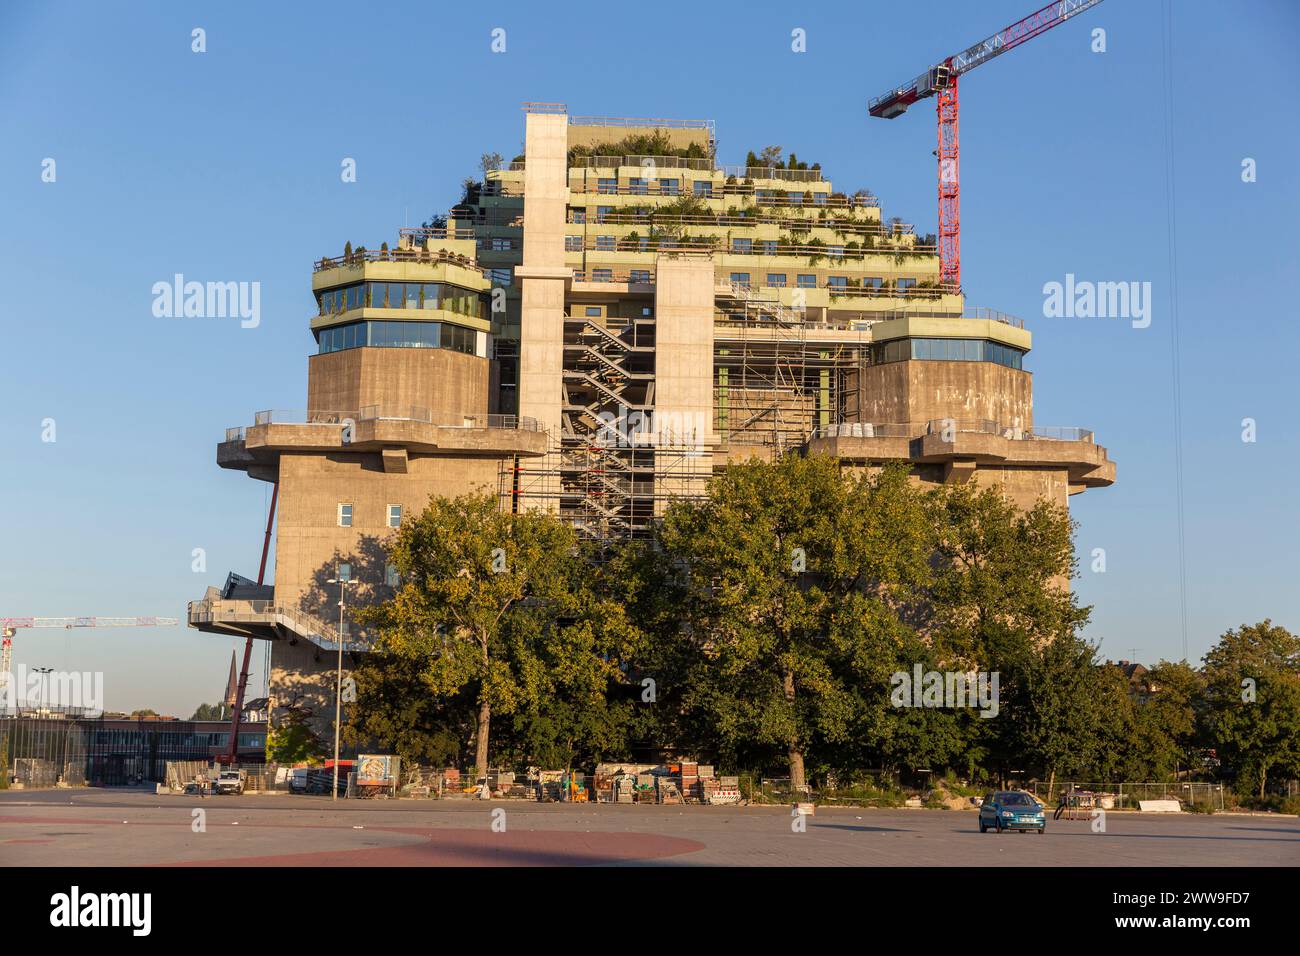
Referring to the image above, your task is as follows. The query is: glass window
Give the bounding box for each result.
[597,206,614,222]
[337,503,352,528]
[730,272,750,287]
[757,240,776,255]
[596,235,616,251]
[585,306,602,317]
[732,238,752,254]
[592,269,612,282]
[385,562,400,588]
[865,277,883,291]
[404,283,421,308]
[659,179,679,195]
[571,209,586,224]
[628,178,648,195]
[913,339,931,360]
[827,276,848,289]
[565,235,583,251]
[387,504,402,528]
[797,274,816,288]
[828,245,844,258]
[693,181,713,198]
[766,274,787,287]
[346,285,364,310]
[630,269,650,284]
[598,178,616,194]
[812,193,827,205]
[898,278,917,293]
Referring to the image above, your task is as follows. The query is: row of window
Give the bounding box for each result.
[563,236,887,259]
[317,282,483,319]
[730,273,917,291]
[588,179,830,202]
[337,503,402,528]
[869,337,1026,370]
[317,321,479,355]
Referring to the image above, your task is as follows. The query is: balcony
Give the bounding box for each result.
[217,408,548,478]
[806,419,1115,490]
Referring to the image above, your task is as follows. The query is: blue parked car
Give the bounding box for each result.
[979,791,1046,833]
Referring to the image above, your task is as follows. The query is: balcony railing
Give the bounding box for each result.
[314,247,482,274]
[813,421,1099,445]
[924,420,1095,443]
[233,409,541,435]
[567,115,714,130]
[569,210,908,235]
[813,423,914,439]
[573,154,715,171]
[721,165,825,183]
[567,182,880,209]
[572,236,935,259]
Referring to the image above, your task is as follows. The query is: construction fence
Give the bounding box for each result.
[1025,780,1226,811]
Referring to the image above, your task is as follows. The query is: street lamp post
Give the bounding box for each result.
[33,666,53,713]
[326,565,354,801]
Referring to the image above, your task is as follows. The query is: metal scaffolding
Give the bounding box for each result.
[713,284,865,452]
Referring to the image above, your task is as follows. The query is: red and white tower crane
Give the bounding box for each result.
[868,0,1105,290]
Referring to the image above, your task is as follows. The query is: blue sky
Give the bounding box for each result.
[1,0,1297,715]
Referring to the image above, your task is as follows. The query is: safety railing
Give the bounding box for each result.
[568,115,714,130]
[313,247,483,274]
[569,210,908,235]
[812,423,915,439]
[721,165,825,182]
[570,236,935,259]
[574,154,714,170]
[240,409,541,433]
[253,409,353,426]
[924,420,1095,444]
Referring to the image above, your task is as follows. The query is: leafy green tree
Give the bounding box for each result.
[653,458,932,789]
[267,705,325,764]
[360,493,589,779]
[344,652,470,768]
[190,702,230,721]
[1202,620,1300,798]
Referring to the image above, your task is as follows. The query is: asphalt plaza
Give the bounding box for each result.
[1,789,1296,866]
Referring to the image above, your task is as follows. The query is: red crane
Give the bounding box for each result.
[869,0,1105,290]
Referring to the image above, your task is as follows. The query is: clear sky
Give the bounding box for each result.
[1,0,1297,716]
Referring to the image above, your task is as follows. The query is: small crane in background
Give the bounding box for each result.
[0,617,179,695]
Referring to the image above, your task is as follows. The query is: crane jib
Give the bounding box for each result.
[868,0,1104,116]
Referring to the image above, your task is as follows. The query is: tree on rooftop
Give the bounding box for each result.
[758,145,783,169]
[479,152,503,176]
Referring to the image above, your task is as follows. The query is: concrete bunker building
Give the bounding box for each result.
[189,104,1114,740]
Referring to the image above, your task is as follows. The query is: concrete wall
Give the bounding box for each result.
[272,451,501,615]
[307,348,489,417]
[517,110,569,439]
[653,255,715,507]
[852,360,1033,434]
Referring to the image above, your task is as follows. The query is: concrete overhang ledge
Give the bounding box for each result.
[516,266,572,281]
